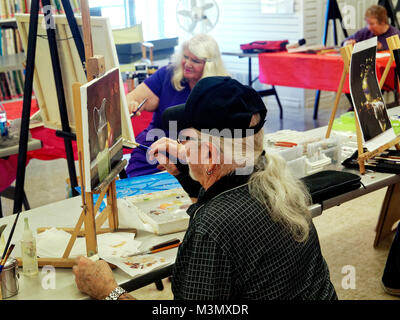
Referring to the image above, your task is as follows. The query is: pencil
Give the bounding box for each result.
[130,98,148,118]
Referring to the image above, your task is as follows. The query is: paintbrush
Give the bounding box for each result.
[130,98,148,118]
[0,244,15,274]
[132,141,150,150]
[124,238,181,258]
[0,212,21,270]
[374,156,400,163]
[0,224,7,238]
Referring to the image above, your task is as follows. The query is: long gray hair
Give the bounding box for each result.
[169,33,230,91]
[194,117,312,242]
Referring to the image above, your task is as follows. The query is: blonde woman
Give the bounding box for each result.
[73,77,337,300]
[126,33,229,177]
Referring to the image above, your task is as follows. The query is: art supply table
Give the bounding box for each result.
[1,164,399,300]
[0,138,43,217]
[258,51,397,118]
[0,138,42,158]
[3,105,400,298]
[0,196,185,300]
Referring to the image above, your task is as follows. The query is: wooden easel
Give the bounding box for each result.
[30,0,135,268]
[325,42,400,175]
[324,40,400,247]
[379,35,400,89]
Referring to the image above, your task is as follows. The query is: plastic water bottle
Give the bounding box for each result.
[21,217,38,277]
[0,104,7,137]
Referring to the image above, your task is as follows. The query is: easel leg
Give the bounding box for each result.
[84,192,98,257]
[13,0,40,214]
[374,183,400,247]
[42,0,79,197]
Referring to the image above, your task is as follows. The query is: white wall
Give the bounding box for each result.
[162,0,381,118]
[203,0,305,115]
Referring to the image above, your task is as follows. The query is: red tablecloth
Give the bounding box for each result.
[258,51,396,93]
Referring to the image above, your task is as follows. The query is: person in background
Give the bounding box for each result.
[125,33,229,177]
[381,224,400,297]
[73,77,337,300]
[343,4,400,51]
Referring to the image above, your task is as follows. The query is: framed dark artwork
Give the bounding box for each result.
[80,68,123,191]
[350,37,396,151]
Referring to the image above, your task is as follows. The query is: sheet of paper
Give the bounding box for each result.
[36,228,141,259]
[100,254,174,278]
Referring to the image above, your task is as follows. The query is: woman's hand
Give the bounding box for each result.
[148,138,187,176]
[343,39,356,47]
[72,256,118,300]
[126,82,160,114]
[127,99,142,117]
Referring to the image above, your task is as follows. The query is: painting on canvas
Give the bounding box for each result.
[80,67,123,191]
[349,37,396,151]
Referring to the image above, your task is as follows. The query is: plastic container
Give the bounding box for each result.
[0,103,8,137]
[287,156,307,178]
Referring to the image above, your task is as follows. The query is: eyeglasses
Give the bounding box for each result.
[177,135,199,145]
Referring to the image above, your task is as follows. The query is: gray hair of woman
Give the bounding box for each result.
[193,114,312,242]
[169,33,230,91]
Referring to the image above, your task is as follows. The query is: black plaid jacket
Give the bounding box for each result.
[171,173,337,300]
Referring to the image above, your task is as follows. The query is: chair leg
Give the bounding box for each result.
[0,196,3,218]
[155,279,164,291]
[271,86,283,119]
[313,90,321,120]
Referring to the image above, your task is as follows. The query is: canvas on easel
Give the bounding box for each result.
[15,14,136,148]
[80,67,123,192]
[349,37,396,152]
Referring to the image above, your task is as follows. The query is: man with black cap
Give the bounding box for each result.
[73,77,337,300]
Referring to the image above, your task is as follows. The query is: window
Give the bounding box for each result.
[89,0,181,39]
[89,0,130,29]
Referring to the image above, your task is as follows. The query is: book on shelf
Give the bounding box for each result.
[0,0,81,101]
[0,0,81,18]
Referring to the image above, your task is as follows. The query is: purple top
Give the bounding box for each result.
[126,65,191,177]
[343,25,400,50]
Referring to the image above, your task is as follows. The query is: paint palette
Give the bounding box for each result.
[126,189,192,235]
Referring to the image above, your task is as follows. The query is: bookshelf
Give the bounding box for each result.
[0,0,81,101]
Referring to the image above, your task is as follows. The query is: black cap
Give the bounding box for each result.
[162,76,267,136]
